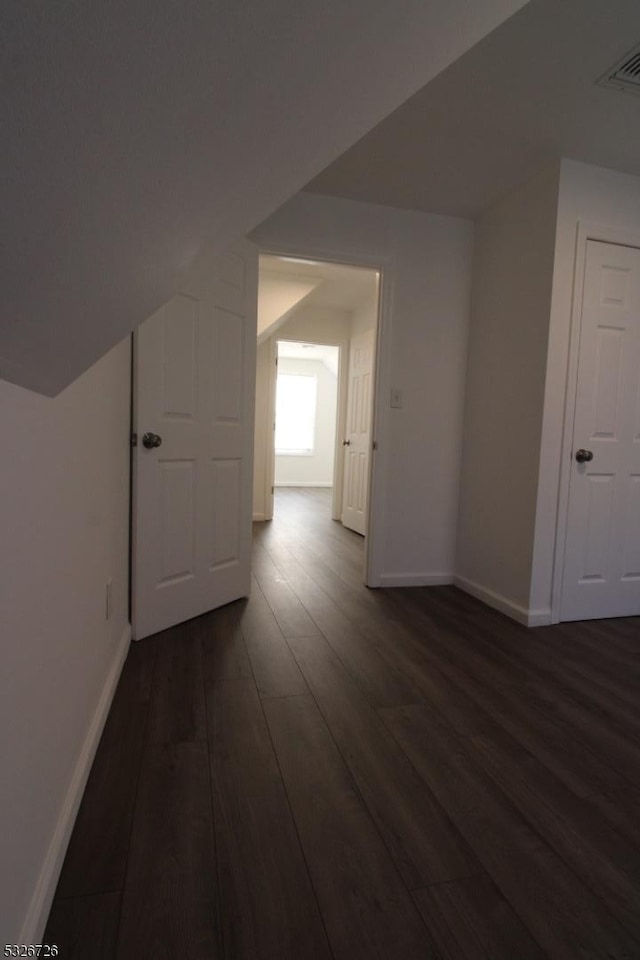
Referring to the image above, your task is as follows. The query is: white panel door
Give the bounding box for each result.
[561,239,640,621]
[341,329,374,536]
[133,241,257,640]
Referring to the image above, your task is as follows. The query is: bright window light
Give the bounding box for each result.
[275,374,317,455]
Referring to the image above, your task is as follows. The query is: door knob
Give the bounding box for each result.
[343,439,351,446]
[142,432,162,450]
[575,448,593,463]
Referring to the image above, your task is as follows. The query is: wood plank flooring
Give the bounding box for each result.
[45,487,640,959]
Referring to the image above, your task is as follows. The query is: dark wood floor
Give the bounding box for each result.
[45,487,640,959]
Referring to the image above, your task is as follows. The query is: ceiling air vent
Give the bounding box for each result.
[598,43,640,96]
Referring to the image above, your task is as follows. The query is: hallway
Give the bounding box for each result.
[45,489,640,959]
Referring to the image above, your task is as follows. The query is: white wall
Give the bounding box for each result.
[0,339,131,942]
[275,357,337,486]
[531,159,640,617]
[252,192,474,585]
[455,165,560,621]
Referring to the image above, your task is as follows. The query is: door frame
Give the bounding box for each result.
[261,334,277,522]
[272,336,348,521]
[257,245,389,587]
[551,220,640,622]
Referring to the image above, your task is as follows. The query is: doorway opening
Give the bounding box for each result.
[253,253,380,572]
[274,340,339,505]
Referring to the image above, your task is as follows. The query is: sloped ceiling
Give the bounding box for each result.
[0,0,528,395]
[260,255,377,312]
[306,0,640,217]
[257,273,321,343]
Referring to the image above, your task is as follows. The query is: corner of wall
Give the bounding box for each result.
[455,164,561,623]
[454,575,552,627]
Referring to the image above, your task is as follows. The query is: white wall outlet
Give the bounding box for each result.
[105,578,113,620]
[390,387,403,409]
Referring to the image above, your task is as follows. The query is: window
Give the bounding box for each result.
[275,373,317,455]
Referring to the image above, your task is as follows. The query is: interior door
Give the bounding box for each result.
[561,239,640,621]
[132,240,258,640]
[341,329,374,536]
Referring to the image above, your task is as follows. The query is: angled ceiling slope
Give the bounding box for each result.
[257,273,322,343]
[0,0,528,395]
[306,0,640,218]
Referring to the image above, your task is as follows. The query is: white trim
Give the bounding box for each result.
[551,221,640,623]
[454,575,552,627]
[378,572,453,587]
[332,339,348,522]
[365,262,393,587]
[274,481,333,487]
[20,624,131,944]
[264,337,277,521]
[525,609,554,628]
[275,450,315,457]
[253,512,267,521]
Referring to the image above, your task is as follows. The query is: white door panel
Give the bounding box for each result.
[561,240,640,621]
[133,240,257,640]
[342,329,374,536]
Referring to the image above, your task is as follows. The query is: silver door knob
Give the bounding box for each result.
[142,432,162,450]
[575,448,593,463]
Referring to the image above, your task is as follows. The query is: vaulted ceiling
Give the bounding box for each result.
[0,0,527,396]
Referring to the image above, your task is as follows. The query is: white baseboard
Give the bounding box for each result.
[526,609,554,627]
[274,481,333,488]
[453,575,552,627]
[253,512,267,522]
[378,572,454,588]
[20,623,131,944]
